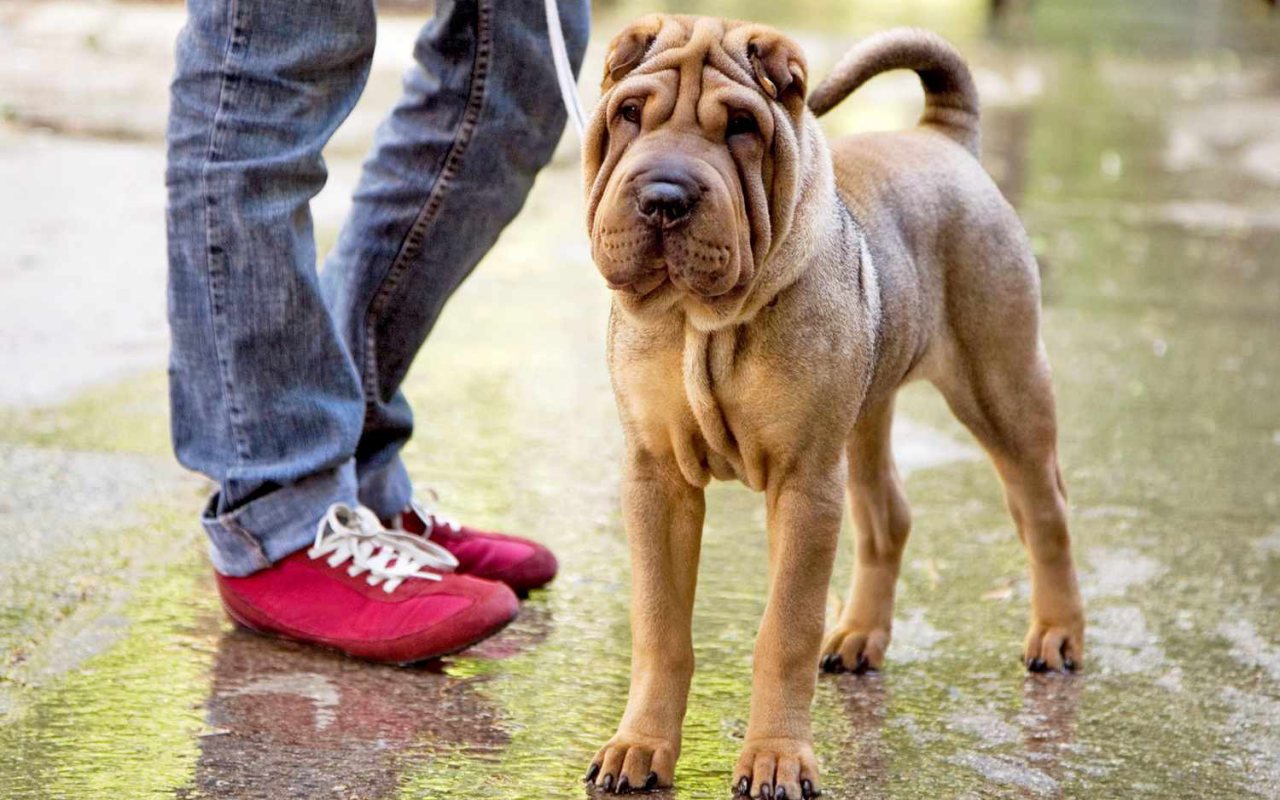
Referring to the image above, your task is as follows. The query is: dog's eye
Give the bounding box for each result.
[619,102,643,125]
[726,111,758,139]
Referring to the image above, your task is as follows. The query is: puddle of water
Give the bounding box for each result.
[1,0,1278,798]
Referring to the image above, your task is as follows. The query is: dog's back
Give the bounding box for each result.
[810,29,1040,391]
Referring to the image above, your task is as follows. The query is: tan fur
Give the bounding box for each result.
[583,17,1084,797]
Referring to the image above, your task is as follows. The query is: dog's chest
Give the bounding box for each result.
[681,325,767,490]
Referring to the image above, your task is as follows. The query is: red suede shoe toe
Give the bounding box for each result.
[217,546,518,664]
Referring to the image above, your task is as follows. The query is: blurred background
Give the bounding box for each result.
[1,0,1278,797]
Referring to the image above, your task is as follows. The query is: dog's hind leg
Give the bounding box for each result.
[931,336,1085,673]
[820,397,913,674]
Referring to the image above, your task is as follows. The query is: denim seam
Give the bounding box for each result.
[359,0,494,404]
[199,0,253,463]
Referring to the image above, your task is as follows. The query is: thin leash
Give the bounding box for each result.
[544,0,587,140]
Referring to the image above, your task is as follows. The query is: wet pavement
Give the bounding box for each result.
[2,0,1279,797]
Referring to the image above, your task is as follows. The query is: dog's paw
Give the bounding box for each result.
[732,738,821,799]
[1023,617,1084,673]
[585,731,677,793]
[818,624,890,674]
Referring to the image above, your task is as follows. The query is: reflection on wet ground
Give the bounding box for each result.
[1,0,1279,797]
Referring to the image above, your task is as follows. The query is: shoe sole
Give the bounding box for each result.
[222,600,517,667]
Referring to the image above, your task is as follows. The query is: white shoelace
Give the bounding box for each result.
[308,504,458,593]
[407,490,462,539]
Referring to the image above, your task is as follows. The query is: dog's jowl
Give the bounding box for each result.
[583,14,1084,797]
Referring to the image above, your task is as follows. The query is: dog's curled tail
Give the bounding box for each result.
[807,28,981,158]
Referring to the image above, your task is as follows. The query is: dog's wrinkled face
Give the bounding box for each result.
[584,15,809,323]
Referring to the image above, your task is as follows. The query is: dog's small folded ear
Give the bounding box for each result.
[602,16,662,91]
[747,34,808,114]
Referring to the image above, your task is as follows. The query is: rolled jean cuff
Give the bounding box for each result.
[357,454,413,522]
[202,461,359,576]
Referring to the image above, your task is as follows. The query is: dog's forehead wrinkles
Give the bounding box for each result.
[628,16,759,103]
[672,25,711,125]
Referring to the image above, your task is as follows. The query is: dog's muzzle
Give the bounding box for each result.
[595,154,743,302]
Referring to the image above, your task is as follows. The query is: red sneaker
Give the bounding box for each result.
[391,496,558,594]
[217,504,518,664]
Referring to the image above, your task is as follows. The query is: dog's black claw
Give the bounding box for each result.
[777,787,789,800]
[1027,657,1047,673]
[1063,657,1077,672]
[616,776,630,794]
[823,653,844,673]
[586,763,601,784]
[801,779,814,798]
[644,772,658,791]
[853,654,870,675]
[602,774,615,792]
[761,783,774,800]
[736,776,751,796]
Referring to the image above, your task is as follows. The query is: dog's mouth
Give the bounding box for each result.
[607,268,668,297]
[600,226,668,298]
[600,226,741,302]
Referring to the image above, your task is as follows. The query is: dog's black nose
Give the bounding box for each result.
[637,181,698,227]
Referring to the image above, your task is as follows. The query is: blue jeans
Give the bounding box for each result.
[165,0,589,576]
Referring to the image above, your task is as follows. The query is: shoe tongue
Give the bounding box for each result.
[428,511,467,539]
[398,510,428,536]
[403,501,456,539]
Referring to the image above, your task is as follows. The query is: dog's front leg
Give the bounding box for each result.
[735,462,844,800]
[588,450,705,792]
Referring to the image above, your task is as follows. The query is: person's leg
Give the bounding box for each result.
[320,0,590,519]
[166,0,376,575]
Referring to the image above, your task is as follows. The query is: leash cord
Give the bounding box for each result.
[544,0,587,140]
